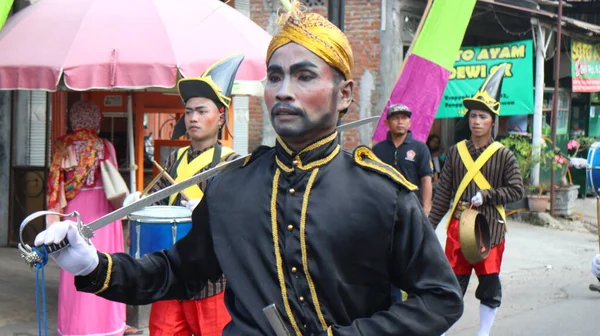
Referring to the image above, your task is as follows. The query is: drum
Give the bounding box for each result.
[128,205,192,258]
[586,142,600,197]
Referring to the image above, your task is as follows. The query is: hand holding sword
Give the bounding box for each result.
[18,116,379,269]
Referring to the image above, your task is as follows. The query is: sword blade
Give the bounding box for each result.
[84,115,380,236]
[337,115,379,132]
[86,156,247,234]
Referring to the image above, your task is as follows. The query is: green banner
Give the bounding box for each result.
[571,39,600,93]
[411,0,477,71]
[436,39,534,119]
[0,0,14,32]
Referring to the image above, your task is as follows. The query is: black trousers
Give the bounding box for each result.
[456,273,502,308]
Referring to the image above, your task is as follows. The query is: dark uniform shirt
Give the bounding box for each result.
[76,132,463,336]
[372,131,433,200]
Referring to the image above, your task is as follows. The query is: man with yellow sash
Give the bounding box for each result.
[429,64,524,336]
[35,1,464,335]
[122,55,243,335]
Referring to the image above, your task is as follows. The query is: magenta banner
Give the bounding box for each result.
[372,54,450,143]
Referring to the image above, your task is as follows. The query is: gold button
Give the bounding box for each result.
[287,224,294,231]
[292,160,299,166]
[299,296,305,302]
[289,188,296,195]
[291,267,297,273]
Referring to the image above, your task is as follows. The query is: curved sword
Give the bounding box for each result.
[18,116,380,267]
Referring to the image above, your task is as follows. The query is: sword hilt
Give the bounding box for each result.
[18,210,91,268]
[263,304,292,336]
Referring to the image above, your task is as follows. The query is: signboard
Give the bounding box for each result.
[572,39,600,92]
[436,40,534,119]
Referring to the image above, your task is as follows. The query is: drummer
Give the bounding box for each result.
[428,64,524,336]
[123,55,243,335]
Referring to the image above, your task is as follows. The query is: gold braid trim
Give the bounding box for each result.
[276,157,295,173]
[93,253,113,295]
[353,146,418,191]
[271,169,302,335]
[276,133,340,172]
[300,168,329,330]
[299,132,337,154]
[276,136,294,156]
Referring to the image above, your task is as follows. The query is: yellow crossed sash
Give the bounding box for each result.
[446,140,506,228]
[168,146,235,205]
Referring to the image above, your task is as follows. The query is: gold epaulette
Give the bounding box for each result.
[353,146,418,191]
[242,145,272,167]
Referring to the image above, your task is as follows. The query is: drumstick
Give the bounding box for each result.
[151,159,191,201]
[141,170,166,196]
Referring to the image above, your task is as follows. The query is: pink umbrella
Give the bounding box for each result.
[0,0,271,91]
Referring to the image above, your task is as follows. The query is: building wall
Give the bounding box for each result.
[248,0,385,151]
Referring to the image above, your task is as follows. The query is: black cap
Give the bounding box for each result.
[387,104,412,119]
[171,53,245,140]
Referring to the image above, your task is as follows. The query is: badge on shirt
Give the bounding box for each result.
[405,150,416,162]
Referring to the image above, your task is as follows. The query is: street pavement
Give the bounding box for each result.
[440,219,600,335]
[2,199,600,336]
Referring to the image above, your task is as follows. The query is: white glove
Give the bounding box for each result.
[570,157,588,169]
[181,198,201,211]
[592,254,600,278]
[471,192,483,207]
[34,221,99,276]
[123,191,142,207]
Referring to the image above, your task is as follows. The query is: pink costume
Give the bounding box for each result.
[47,101,126,336]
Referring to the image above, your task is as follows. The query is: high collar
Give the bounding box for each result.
[386,130,413,145]
[275,132,341,172]
[466,139,493,159]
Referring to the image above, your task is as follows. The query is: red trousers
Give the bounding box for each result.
[149,292,231,336]
[445,217,505,275]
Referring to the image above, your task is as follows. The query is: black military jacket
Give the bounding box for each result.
[76,131,463,336]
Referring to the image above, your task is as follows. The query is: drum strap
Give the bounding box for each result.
[168,144,235,205]
[446,140,505,228]
[209,142,223,170]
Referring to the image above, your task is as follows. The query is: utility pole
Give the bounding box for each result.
[531,19,551,186]
[550,0,563,217]
[328,0,345,31]
[329,0,346,143]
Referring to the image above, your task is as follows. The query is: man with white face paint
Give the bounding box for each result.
[33,1,463,335]
[429,64,524,336]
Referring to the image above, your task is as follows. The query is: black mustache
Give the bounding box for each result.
[271,103,304,116]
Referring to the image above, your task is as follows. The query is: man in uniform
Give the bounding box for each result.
[372,103,433,215]
[122,55,244,335]
[34,2,464,335]
[429,64,524,336]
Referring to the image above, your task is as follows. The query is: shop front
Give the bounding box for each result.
[432,39,535,147]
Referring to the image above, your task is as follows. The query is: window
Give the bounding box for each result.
[302,0,325,7]
[543,89,569,136]
[13,91,49,167]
